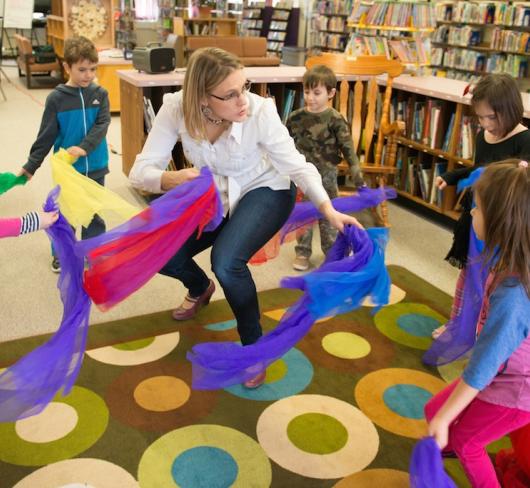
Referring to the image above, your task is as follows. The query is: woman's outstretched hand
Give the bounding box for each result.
[319,200,364,232]
[161,168,200,191]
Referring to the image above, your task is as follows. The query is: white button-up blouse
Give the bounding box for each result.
[129,90,330,215]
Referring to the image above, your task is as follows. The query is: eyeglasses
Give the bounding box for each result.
[209,80,252,102]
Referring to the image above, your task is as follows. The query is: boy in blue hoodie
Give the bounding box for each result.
[21,36,110,272]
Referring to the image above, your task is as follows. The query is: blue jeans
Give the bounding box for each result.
[160,184,296,345]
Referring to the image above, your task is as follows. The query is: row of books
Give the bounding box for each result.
[312,32,348,51]
[270,20,288,30]
[243,8,262,19]
[455,115,478,160]
[242,19,262,29]
[312,14,347,32]
[280,88,300,124]
[272,10,290,21]
[431,68,482,84]
[433,25,482,46]
[352,2,436,29]
[314,0,352,16]
[490,29,530,54]
[389,38,431,65]
[267,40,284,52]
[395,153,447,207]
[268,30,286,41]
[143,96,156,133]
[435,1,530,27]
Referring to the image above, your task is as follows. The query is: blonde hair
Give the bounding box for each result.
[182,47,243,140]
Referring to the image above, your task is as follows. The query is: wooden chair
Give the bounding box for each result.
[14,34,61,89]
[306,53,405,226]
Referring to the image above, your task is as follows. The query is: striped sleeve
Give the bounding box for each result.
[19,212,41,234]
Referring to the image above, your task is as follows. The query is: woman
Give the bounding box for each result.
[129,48,361,388]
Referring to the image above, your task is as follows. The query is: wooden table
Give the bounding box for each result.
[97,52,133,113]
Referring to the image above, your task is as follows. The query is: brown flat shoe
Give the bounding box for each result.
[172,280,215,321]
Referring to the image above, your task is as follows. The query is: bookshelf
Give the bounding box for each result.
[432,0,530,87]
[388,74,529,219]
[115,68,530,220]
[266,6,300,55]
[173,16,238,36]
[310,0,353,53]
[346,0,435,69]
[240,5,265,37]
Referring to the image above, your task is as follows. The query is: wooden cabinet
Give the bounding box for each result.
[173,16,238,37]
[48,0,115,58]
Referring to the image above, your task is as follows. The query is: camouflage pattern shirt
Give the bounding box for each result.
[286,107,363,186]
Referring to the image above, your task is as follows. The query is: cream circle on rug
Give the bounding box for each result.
[322,332,371,359]
[133,376,190,412]
[15,403,78,443]
[256,394,379,479]
[362,284,406,307]
[333,468,410,487]
[138,424,272,487]
[264,308,333,324]
[86,331,180,366]
[12,458,138,488]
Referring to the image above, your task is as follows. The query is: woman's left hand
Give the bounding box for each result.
[319,201,363,232]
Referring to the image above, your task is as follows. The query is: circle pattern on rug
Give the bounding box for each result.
[204,319,237,331]
[322,332,371,359]
[362,284,406,307]
[287,413,348,454]
[333,468,410,487]
[133,376,190,412]
[171,446,238,488]
[383,384,433,419]
[15,403,78,443]
[297,317,395,374]
[0,386,109,466]
[438,358,468,384]
[138,424,271,488]
[256,394,379,479]
[224,348,313,401]
[374,303,447,350]
[106,361,217,432]
[86,331,180,366]
[12,458,139,488]
[355,368,446,439]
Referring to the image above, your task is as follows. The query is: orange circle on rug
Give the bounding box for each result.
[134,376,191,412]
[354,368,446,439]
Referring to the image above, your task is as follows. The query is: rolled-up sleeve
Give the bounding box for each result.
[257,98,330,208]
[129,93,181,194]
[463,281,530,390]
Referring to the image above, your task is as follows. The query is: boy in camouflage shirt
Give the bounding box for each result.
[286,65,364,271]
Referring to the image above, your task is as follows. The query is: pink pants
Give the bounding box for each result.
[425,380,530,488]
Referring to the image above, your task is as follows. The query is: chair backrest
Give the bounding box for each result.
[305,53,404,167]
[13,34,33,57]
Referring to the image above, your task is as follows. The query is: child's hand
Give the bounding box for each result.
[349,167,366,189]
[428,415,449,450]
[18,168,32,181]
[66,146,87,158]
[38,210,59,229]
[435,176,447,190]
[319,201,364,232]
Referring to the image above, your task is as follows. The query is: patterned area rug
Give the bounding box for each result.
[0,265,508,487]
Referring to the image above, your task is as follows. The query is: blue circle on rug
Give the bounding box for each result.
[397,313,440,337]
[204,319,237,332]
[383,384,432,419]
[225,348,313,401]
[171,446,238,488]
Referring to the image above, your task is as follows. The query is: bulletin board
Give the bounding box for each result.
[3,0,34,29]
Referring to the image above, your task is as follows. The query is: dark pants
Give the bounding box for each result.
[52,175,106,257]
[160,184,296,345]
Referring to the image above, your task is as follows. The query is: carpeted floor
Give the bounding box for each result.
[0,265,507,487]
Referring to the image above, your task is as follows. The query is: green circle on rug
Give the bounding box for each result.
[0,386,109,466]
[266,359,288,383]
[374,303,446,350]
[287,413,348,454]
[322,332,371,359]
[138,424,271,487]
[113,337,155,351]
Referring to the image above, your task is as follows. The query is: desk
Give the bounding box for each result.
[97,53,133,112]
